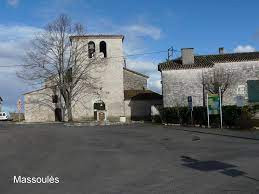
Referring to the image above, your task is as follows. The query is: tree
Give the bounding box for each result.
[18,14,103,122]
[202,67,236,103]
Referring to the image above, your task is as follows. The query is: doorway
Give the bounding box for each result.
[55,108,62,122]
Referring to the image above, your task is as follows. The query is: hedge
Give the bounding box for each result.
[158,105,258,129]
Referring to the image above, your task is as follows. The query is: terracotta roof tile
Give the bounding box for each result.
[158,51,259,71]
[123,68,149,78]
[124,90,162,100]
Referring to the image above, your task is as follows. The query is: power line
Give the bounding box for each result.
[0,49,171,68]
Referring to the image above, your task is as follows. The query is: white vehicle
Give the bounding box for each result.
[0,112,8,121]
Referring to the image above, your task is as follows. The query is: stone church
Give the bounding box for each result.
[158,48,259,107]
[24,35,162,122]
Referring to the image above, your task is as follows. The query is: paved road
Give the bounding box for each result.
[0,123,259,194]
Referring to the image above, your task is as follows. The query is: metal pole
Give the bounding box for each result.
[191,109,193,126]
[207,93,210,128]
[219,87,223,129]
[18,109,21,122]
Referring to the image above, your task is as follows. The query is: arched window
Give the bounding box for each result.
[93,101,105,110]
[99,41,107,58]
[88,41,95,58]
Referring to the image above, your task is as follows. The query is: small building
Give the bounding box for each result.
[24,35,162,122]
[158,48,259,107]
[124,90,162,120]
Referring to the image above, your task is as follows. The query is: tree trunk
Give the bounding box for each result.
[66,98,73,122]
[62,89,73,122]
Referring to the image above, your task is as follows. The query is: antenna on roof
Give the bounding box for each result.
[123,57,127,68]
[166,46,174,67]
[168,46,174,61]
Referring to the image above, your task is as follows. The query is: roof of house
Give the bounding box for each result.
[158,51,259,71]
[70,34,124,41]
[23,87,48,95]
[124,90,162,100]
[123,67,149,78]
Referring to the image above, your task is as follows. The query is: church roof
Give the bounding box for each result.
[124,90,162,100]
[158,51,259,71]
[123,68,149,78]
[70,34,124,41]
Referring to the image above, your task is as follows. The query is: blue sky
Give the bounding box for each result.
[0,0,258,112]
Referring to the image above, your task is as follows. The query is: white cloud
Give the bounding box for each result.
[117,23,162,93]
[0,25,41,109]
[0,22,163,110]
[88,19,162,55]
[0,25,42,62]
[120,24,162,55]
[123,24,161,40]
[234,45,256,53]
[7,0,19,7]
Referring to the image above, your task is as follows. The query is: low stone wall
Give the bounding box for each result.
[10,113,25,121]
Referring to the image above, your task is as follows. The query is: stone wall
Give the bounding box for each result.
[162,68,206,107]
[71,37,125,121]
[24,36,125,122]
[24,88,55,122]
[162,61,259,107]
[123,69,148,90]
[215,61,259,105]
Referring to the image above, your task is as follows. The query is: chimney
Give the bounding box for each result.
[181,48,194,65]
[219,47,224,54]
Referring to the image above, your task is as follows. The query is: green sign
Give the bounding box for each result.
[247,80,259,102]
[208,94,220,115]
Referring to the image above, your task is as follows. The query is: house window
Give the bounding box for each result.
[52,95,58,103]
[94,101,105,110]
[88,41,95,58]
[236,85,245,95]
[247,80,259,102]
[99,41,107,58]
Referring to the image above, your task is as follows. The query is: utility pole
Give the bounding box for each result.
[123,58,127,69]
[163,47,174,98]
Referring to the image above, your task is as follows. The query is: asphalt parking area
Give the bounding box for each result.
[0,123,259,194]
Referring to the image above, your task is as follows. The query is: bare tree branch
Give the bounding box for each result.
[17,14,104,122]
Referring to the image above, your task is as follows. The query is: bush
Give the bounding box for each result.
[222,106,241,128]
[159,105,257,129]
[192,107,206,126]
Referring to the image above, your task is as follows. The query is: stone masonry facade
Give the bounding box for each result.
[24,35,161,122]
[123,68,148,90]
[159,48,259,107]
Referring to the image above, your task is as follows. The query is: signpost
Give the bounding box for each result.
[207,88,223,128]
[219,87,223,129]
[187,96,193,125]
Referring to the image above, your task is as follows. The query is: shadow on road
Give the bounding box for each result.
[181,156,259,182]
[168,127,259,141]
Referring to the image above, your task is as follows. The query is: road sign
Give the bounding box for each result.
[187,96,193,125]
[187,96,193,110]
[208,94,220,115]
[207,89,223,129]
